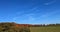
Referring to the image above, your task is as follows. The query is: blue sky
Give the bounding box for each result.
[0,0,60,24]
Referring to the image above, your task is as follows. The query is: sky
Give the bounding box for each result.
[0,0,60,24]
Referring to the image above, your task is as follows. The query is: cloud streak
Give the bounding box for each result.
[40,10,60,18]
[44,0,56,5]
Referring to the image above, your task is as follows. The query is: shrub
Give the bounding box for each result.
[0,22,30,32]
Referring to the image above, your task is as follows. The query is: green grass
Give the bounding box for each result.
[30,26,60,32]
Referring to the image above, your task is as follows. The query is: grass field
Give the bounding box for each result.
[30,26,60,32]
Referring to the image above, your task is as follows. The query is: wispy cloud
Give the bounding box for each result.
[13,14,34,20]
[11,9,60,24]
[12,7,38,22]
[40,10,60,18]
[12,13,37,24]
[44,0,56,5]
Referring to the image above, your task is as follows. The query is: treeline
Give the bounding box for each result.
[30,24,60,27]
[16,23,60,27]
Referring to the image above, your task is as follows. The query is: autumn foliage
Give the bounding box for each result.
[0,22,30,32]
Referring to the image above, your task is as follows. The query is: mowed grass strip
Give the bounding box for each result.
[30,26,60,32]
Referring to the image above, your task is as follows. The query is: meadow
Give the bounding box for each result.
[30,26,60,32]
